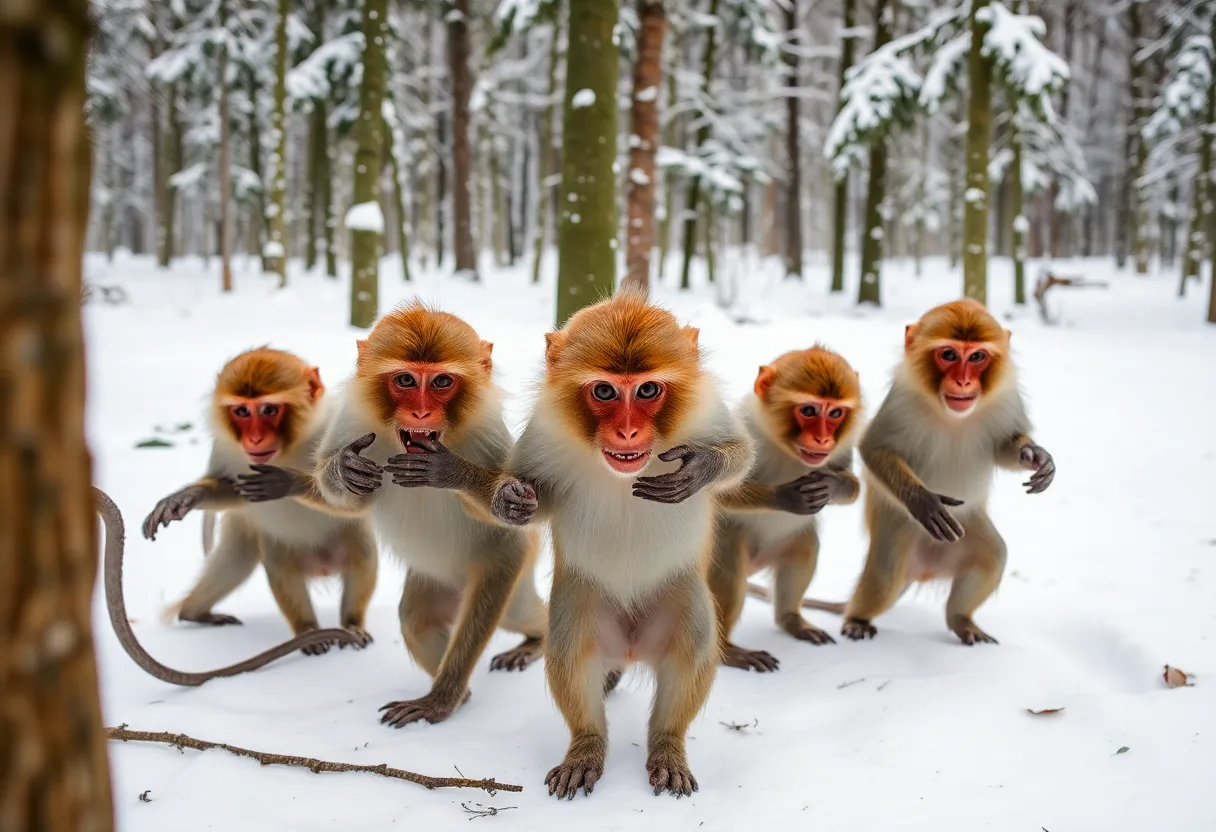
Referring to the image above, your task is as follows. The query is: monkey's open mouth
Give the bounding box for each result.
[602,449,651,474]
[943,394,978,414]
[399,428,441,454]
[246,449,277,463]
[796,447,830,466]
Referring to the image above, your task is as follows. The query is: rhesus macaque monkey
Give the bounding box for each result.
[490,293,755,799]
[842,299,1055,645]
[709,346,862,672]
[304,302,547,728]
[130,349,376,680]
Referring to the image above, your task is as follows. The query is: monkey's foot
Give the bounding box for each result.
[721,643,780,672]
[646,749,699,798]
[841,617,877,640]
[949,616,998,646]
[338,626,373,649]
[782,617,836,645]
[489,635,543,671]
[179,611,243,627]
[378,691,464,728]
[603,669,623,696]
[545,737,606,799]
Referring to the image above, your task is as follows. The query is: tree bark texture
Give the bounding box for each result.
[448,0,477,278]
[307,101,323,271]
[830,0,855,293]
[349,0,388,328]
[856,0,890,305]
[266,0,289,284]
[783,0,803,280]
[962,0,993,305]
[555,0,619,326]
[386,115,412,282]
[657,25,681,282]
[1127,1,1151,274]
[218,0,233,293]
[1181,57,1215,296]
[1012,129,1027,304]
[319,98,337,278]
[623,0,666,296]
[678,0,721,291]
[1048,0,1078,258]
[532,19,561,283]
[157,82,179,267]
[0,2,115,828]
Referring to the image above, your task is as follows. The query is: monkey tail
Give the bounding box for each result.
[744,580,846,615]
[94,486,360,687]
[201,509,217,556]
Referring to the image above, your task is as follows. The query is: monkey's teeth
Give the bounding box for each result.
[607,451,644,460]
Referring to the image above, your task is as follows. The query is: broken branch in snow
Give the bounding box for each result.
[719,719,758,732]
[106,725,522,794]
[462,802,518,820]
[1033,270,1109,324]
[1026,707,1065,716]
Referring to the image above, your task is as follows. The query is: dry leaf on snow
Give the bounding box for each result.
[1163,665,1195,688]
[1026,707,1065,716]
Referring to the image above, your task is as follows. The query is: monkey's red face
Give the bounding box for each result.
[790,397,850,466]
[385,363,462,453]
[933,341,992,415]
[228,399,287,463]
[584,375,667,475]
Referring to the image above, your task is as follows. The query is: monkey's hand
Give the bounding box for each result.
[491,478,538,526]
[142,484,208,540]
[773,470,844,515]
[1018,443,1055,494]
[383,439,469,490]
[632,445,725,504]
[906,488,965,542]
[337,433,384,496]
[234,465,310,502]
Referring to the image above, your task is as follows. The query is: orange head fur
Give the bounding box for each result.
[212,347,324,463]
[904,299,1012,417]
[354,301,494,451]
[754,346,861,466]
[543,293,702,476]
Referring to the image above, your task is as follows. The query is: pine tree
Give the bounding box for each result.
[349,0,388,328]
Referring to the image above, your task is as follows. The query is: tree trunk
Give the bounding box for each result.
[157,82,179,267]
[1181,64,1215,296]
[448,0,477,278]
[622,0,666,296]
[386,115,412,282]
[246,70,265,269]
[678,0,721,291]
[830,0,856,293]
[0,3,114,827]
[265,0,289,284]
[350,0,388,328]
[1082,12,1107,257]
[307,102,323,271]
[1047,0,1078,259]
[489,140,506,266]
[532,19,561,284]
[657,25,681,283]
[704,192,716,284]
[856,0,890,306]
[219,1,233,293]
[783,0,803,280]
[555,0,619,326]
[319,98,337,278]
[1127,1,1151,274]
[962,0,992,305]
[1012,127,1027,304]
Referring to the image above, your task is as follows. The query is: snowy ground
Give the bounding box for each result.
[84,250,1215,831]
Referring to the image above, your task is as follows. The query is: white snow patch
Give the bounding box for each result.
[629,168,651,186]
[571,88,596,109]
[635,85,658,103]
[1013,215,1030,234]
[964,188,986,204]
[262,241,285,258]
[345,202,385,234]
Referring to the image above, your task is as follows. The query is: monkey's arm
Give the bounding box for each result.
[634,403,756,504]
[142,476,241,540]
[314,401,384,509]
[860,445,965,542]
[995,432,1055,494]
[233,465,369,517]
[381,441,529,526]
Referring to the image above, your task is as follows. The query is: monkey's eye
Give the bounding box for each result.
[968,350,987,363]
[636,381,662,400]
[940,348,959,362]
[800,404,818,418]
[431,374,454,389]
[828,407,844,419]
[591,382,618,402]
[233,405,251,418]
[393,373,416,388]
[259,403,279,417]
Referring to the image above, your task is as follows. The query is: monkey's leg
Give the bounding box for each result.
[398,570,460,677]
[945,512,1007,646]
[646,571,717,797]
[336,525,378,648]
[544,566,609,799]
[262,544,327,656]
[381,552,524,728]
[175,516,259,627]
[708,521,778,672]
[773,527,834,646]
[842,504,913,640]
[490,556,547,672]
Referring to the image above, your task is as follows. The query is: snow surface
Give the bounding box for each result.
[85,251,1216,831]
[571,88,596,109]
[345,202,385,234]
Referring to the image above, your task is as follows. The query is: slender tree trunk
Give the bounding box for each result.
[319,98,337,278]
[0,4,114,828]
[783,0,803,280]
[350,0,388,328]
[830,0,856,292]
[489,140,506,266]
[532,20,561,283]
[622,0,666,296]
[448,0,477,278]
[1127,1,1152,274]
[856,0,890,305]
[555,0,619,326]
[266,0,289,284]
[246,71,265,269]
[1012,127,1027,304]
[218,1,233,293]
[962,0,992,304]
[1083,13,1106,257]
[1181,67,1215,296]
[678,0,721,291]
[385,115,412,282]
[704,193,716,284]
[307,103,323,271]
[657,25,681,283]
[157,82,179,267]
[1046,0,1078,259]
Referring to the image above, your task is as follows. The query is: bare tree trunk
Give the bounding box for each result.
[678,0,721,290]
[830,0,855,292]
[1127,1,1151,274]
[857,0,890,305]
[0,3,114,827]
[307,102,322,272]
[622,0,666,296]
[1082,12,1106,257]
[319,99,336,278]
[246,70,265,269]
[350,0,388,327]
[532,19,561,283]
[449,0,477,278]
[962,0,992,304]
[1012,127,1027,304]
[783,0,803,280]
[266,0,289,284]
[219,0,233,293]
[1047,0,1077,259]
[157,82,179,267]
[1181,58,1215,296]
[657,24,681,283]
[385,115,412,282]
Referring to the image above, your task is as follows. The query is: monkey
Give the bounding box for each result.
[487,292,755,800]
[138,347,377,664]
[707,346,862,672]
[838,299,1055,645]
[296,302,547,729]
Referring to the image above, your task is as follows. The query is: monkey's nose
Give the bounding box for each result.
[412,411,432,420]
[618,427,639,440]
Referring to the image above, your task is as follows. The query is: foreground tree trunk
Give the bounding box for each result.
[266,0,289,284]
[350,0,388,328]
[783,0,802,280]
[678,0,721,290]
[555,0,619,326]
[962,0,993,305]
[449,0,478,278]
[623,0,666,296]
[218,0,233,292]
[0,3,114,827]
[830,0,856,293]
[856,0,891,305]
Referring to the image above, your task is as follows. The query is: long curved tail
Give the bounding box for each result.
[201,509,217,556]
[745,580,846,615]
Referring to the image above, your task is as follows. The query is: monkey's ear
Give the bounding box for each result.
[903,324,918,353]
[754,365,776,398]
[355,339,369,360]
[544,331,567,367]
[479,340,494,373]
[682,326,700,347]
[1004,328,1013,345]
[306,366,325,400]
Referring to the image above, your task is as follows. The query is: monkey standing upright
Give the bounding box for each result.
[489,292,755,799]
[709,346,862,672]
[842,299,1055,644]
[141,347,377,654]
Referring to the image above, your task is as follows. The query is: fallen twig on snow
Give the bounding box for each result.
[1033,270,1109,324]
[106,725,522,794]
[462,802,518,820]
